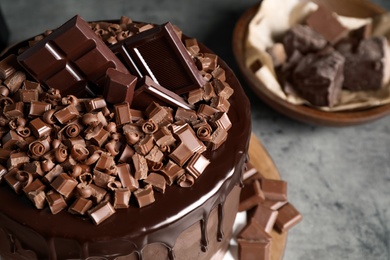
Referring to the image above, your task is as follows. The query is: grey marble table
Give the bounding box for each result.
[1,0,390,259]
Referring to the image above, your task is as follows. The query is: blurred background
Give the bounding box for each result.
[1,0,390,259]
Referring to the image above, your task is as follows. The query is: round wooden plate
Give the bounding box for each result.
[232,0,390,126]
[227,134,287,259]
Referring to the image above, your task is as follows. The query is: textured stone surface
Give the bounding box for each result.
[1,0,390,259]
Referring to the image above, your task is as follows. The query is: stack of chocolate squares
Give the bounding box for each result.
[237,163,302,260]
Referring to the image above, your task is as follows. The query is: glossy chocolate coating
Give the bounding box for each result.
[0,24,251,260]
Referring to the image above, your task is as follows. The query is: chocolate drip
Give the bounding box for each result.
[217,203,224,242]
[168,248,175,260]
[200,218,209,252]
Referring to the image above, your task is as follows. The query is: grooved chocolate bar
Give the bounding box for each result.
[110,22,206,94]
[17,15,130,97]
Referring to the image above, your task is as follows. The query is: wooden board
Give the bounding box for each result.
[232,1,390,126]
[248,134,287,259]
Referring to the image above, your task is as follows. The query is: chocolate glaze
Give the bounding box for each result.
[0,22,251,260]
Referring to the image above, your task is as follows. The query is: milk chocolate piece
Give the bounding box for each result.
[160,160,185,185]
[306,5,348,44]
[19,89,39,103]
[172,123,206,154]
[203,82,217,101]
[117,145,135,164]
[210,112,231,131]
[27,190,46,209]
[29,118,52,138]
[23,178,45,195]
[145,146,164,167]
[95,153,115,172]
[134,135,154,155]
[0,164,7,182]
[213,79,234,99]
[185,38,200,57]
[113,188,131,209]
[94,170,116,188]
[28,101,52,117]
[114,103,132,125]
[132,76,194,111]
[89,183,107,204]
[116,163,139,191]
[144,172,166,193]
[4,71,26,93]
[23,161,44,177]
[3,102,24,119]
[2,130,23,149]
[274,203,302,233]
[209,127,228,151]
[0,148,11,165]
[187,88,204,105]
[175,108,197,123]
[197,104,218,119]
[46,190,67,214]
[283,24,327,57]
[134,184,155,208]
[210,96,230,112]
[185,152,210,179]
[86,97,107,112]
[17,15,129,96]
[104,68,137,104]
[43,164,63,184]
[248,204,279,234]
[88,201,116,225]
[239,180,265,212]
[237,220,272,242]
[51,173,78,197]
[132,153,148,180]
[153,126,176,147]
[292,48,345,107]
[69,197,93,215]
[238,239,270,260]
[0,54,19,80]
[7,152,30,169]
[110,22,206,94]
[261,179,288,202]
[169,143,193,166]
[54,105,79,124]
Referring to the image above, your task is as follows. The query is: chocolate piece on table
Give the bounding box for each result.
[134,184,155,208]
[69,197,93,215]
[17,15,129,97]
[104,68,137,104]
[0,54,19,80]
[144,172,166,193]
[274,202,302,233]
[306,5,348,44]
[242,162,264,184]
[110,22,206,95]
[341,37,389,91]
[283,24,327,57]
[247,204,279,234]
[237,221,271,260]
[185,152,210,179]
[239,180,265,212]
[132,76,194,111]
[261,179,288,202]
[88,201,116,225]
[292,48,345,107]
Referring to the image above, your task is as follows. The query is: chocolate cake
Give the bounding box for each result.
[0,16,251,259]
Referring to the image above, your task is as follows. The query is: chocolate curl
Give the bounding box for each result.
[83,152,101,165]
[0,96,14,108]
[105,122,117,134]
[196,125,212,142]
[78,172,93,185]
[8,119,18,130]
[76,182,93,199]
[61,95,79,106]
[105,140,120,156]
[29,138,50,158]
[42,109,56,124]
[142,119,158,134]
[16,171,33,190]
[107,181,122,191]
[64,123,81,138]
[70,165,83,178]
[54,145,68,163]
[82,113,99,126]
[125,131,140,145]
[177,173,195,188]
[16,126,31,138]
[71,144,89,161]
[0,86,10,97]
[51,139,62,149]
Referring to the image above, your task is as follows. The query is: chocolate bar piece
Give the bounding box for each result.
[110,22,206,94]
[104,68,137,104]
[132,76,194,111]
[239,180,265,212]
[274,203,302,233]
[17,15,130,97]
[306,5,348,44]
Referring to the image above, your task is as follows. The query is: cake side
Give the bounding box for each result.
[0,18,251,260]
